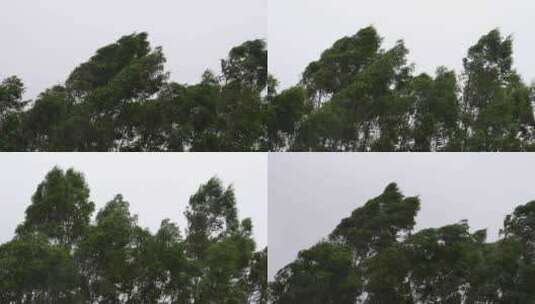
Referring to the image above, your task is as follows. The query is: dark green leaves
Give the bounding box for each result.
[462,29,535,151]
[0,76,26,117]
[222,39,268,91]
[0,34,269,152]
[0,233,81,303]
[271,183,535,303]
[287,27,534,151]
[329,183,420,256]
[0,76,27,151]
[1,167,265,303]
[271,242,361,304]
[16,167,94,246]
[2,28,532,151]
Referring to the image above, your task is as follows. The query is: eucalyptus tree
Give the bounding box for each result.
[0,76,27,150]
[271,184,535,303]
[0,167,266,303]
[293,27,415,151]
[460,29,535,151]
[16,167,95,247]
[0,34,268,152]
[270,242,361,304]
[284,26,534,152]
[185,177,259,303]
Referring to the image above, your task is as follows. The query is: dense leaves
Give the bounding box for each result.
[0,33,268,151]
[271,183,535,303]
[271,242,361,304]
[0,168,266,303]
[4,27,532,151]
[16,167,94,247]
[283,26,535,151]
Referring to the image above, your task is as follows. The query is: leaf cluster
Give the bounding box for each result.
[0,167,267,303]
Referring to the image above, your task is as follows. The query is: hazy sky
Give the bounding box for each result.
[0,153,267,248]
[268,153,535,279]
[0,0,266,100]
[269,0,535,90]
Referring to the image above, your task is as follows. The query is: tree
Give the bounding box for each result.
[1,167,266,303]
[277,26,535,152]
[222,39,268,92]
[75,195,143,302]
[185,177,239,259]
[329,183,420,258]
[2,28,535,151]
[128,219,193,303]
[249,248,268,303]
[503,200,535,259]
[0,34,268,152]
[16,167,94,246]
[461,29,535,151]
[185,178,260,303]
[265,86,309,151]
[294,27,415,151]
[410,67,460,151]
[197,219,256,303]
[270,242,361,304]
[0,233,81,303]
[0,76,27,150]
[0,76,26,118]
[402,222,486,303]
[271,183,535,303]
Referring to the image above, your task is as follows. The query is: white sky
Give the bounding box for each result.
[269,0,535,90]
[268,153,535,279]
[0,0,267,100]
[0,153,267,249]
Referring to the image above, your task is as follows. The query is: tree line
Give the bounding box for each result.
[0,33,269,151]
[270,183,535,303]
[1,27,534,151]
[0,167,267,303]
[277,26,535,151]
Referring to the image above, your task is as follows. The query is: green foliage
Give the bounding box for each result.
[270,242,361,304]
[461,30,535,151]
[0,76,26,117]
[3,28,532,151]
[222,39,267,91]
[0,76,27,151]
[185,177,239,259]
[266,86,309,151]
[16,167,94,246]
[0,167,266,303]
[0,233,81,303]
[249,247,268,303]
[329,183,420,257]
[0,34,268,151]
[271,183,535,303]
[288,26,534,151]
[503,200,535,259]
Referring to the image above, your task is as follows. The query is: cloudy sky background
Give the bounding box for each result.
[268,153,535,279]
[269,0,535,89]
[0,153,267,248]
[0,0,266,99]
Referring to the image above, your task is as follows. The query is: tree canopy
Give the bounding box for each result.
[2,27,533,151]
[0,33,269,151]
[0,167,267,303]
[278,26,535,151]
[270,183,535,303]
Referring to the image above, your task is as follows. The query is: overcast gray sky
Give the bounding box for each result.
[269,0,535,90]
[268,153,535,279]
[0,153,267,248]
[0,0,266,100]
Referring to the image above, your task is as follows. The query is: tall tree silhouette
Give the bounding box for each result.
[0,167,266,303]
[271,184,535,303]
